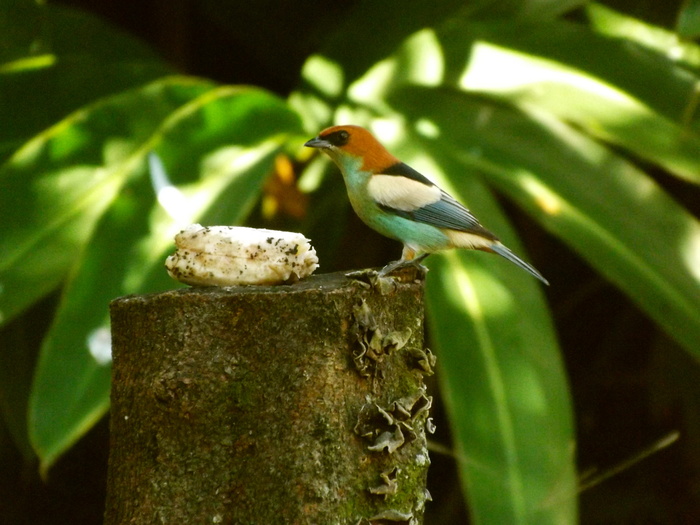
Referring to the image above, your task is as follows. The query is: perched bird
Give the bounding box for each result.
[304,125,548,285]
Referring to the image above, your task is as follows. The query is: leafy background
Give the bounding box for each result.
[1,0,700,523]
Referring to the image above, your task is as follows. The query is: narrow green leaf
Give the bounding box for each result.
[395,18,699,184]
[677,0,700,38]
[388,137,577,524]
[28,81,301,470]
[327,15,700,184]
[391,86,700,361]
[0,309,47,460]
[0,3,171,160]
[455,38,700,185]
[293,1,587,133]
[427,251,576,524]
[586,3,700,68]
[315,0,465,87]
[450,20,699,128]
[0,77,216,327]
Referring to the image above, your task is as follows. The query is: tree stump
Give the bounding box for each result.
[105,270,434,524]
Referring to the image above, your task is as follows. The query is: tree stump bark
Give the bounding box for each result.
[105,270,434,524]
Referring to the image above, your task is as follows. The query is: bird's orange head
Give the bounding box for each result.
[304,125,399,173]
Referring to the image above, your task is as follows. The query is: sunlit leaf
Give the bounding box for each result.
[292,0,587,134]
[313,0,464,88]
[27,80,302,470]
[0,77,213,327]
[318,0,587,83]
[387,135,577,524]
[456,40,700,185]
[390,85,700,361]
[372,17,700,185]
[586,3,700,68]
[427,250,576,524]
[448,20,700,129]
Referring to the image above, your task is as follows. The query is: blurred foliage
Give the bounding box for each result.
[2,0,700,523]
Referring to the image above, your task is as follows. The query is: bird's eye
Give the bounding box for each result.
[325,129,350,146]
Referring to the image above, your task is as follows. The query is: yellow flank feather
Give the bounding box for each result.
[445,230,494,250]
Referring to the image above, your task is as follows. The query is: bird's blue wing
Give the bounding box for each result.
[412,192,497,237]
[379,162,497,238]
[379,164,547,283]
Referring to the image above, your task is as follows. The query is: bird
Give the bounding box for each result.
[304,125,549,285]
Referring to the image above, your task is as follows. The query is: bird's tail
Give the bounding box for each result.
[489,242,549,286]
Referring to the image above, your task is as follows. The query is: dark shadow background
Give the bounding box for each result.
[2,1,699,523]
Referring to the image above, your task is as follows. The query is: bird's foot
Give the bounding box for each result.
[345,268,396,295]
[345,255,428,295]
[378,254,430,279]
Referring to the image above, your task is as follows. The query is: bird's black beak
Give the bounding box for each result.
[304,137,331,149]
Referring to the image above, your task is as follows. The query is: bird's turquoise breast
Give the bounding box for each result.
[361,206,451,252]
[336,155,451,253]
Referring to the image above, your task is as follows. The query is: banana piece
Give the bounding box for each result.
[166,224,319,286]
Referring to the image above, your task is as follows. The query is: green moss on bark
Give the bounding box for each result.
[105,270,432,524]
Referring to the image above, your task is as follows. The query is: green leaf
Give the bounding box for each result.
[0,77,213,327]
[0,306,49,460]
[677,0,700,38]
[456,42,700,185]
[452,20,699,128]
[0,2,171,161]
[389,136,576,524]
[322,0,589,76]
[427,250,576,524]
[391,85,700,361]
[586,3,700,68]
[314,0,465,87]
[292,0,587,133]
[381,17,700,184]
[307,6,700,186]
[27,80,301,470]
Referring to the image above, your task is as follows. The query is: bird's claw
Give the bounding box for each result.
[344,268,400,295]
[345,256,428,295]
[378,256,429,279]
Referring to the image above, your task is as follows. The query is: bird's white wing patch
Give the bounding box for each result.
[368,174,441,212]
